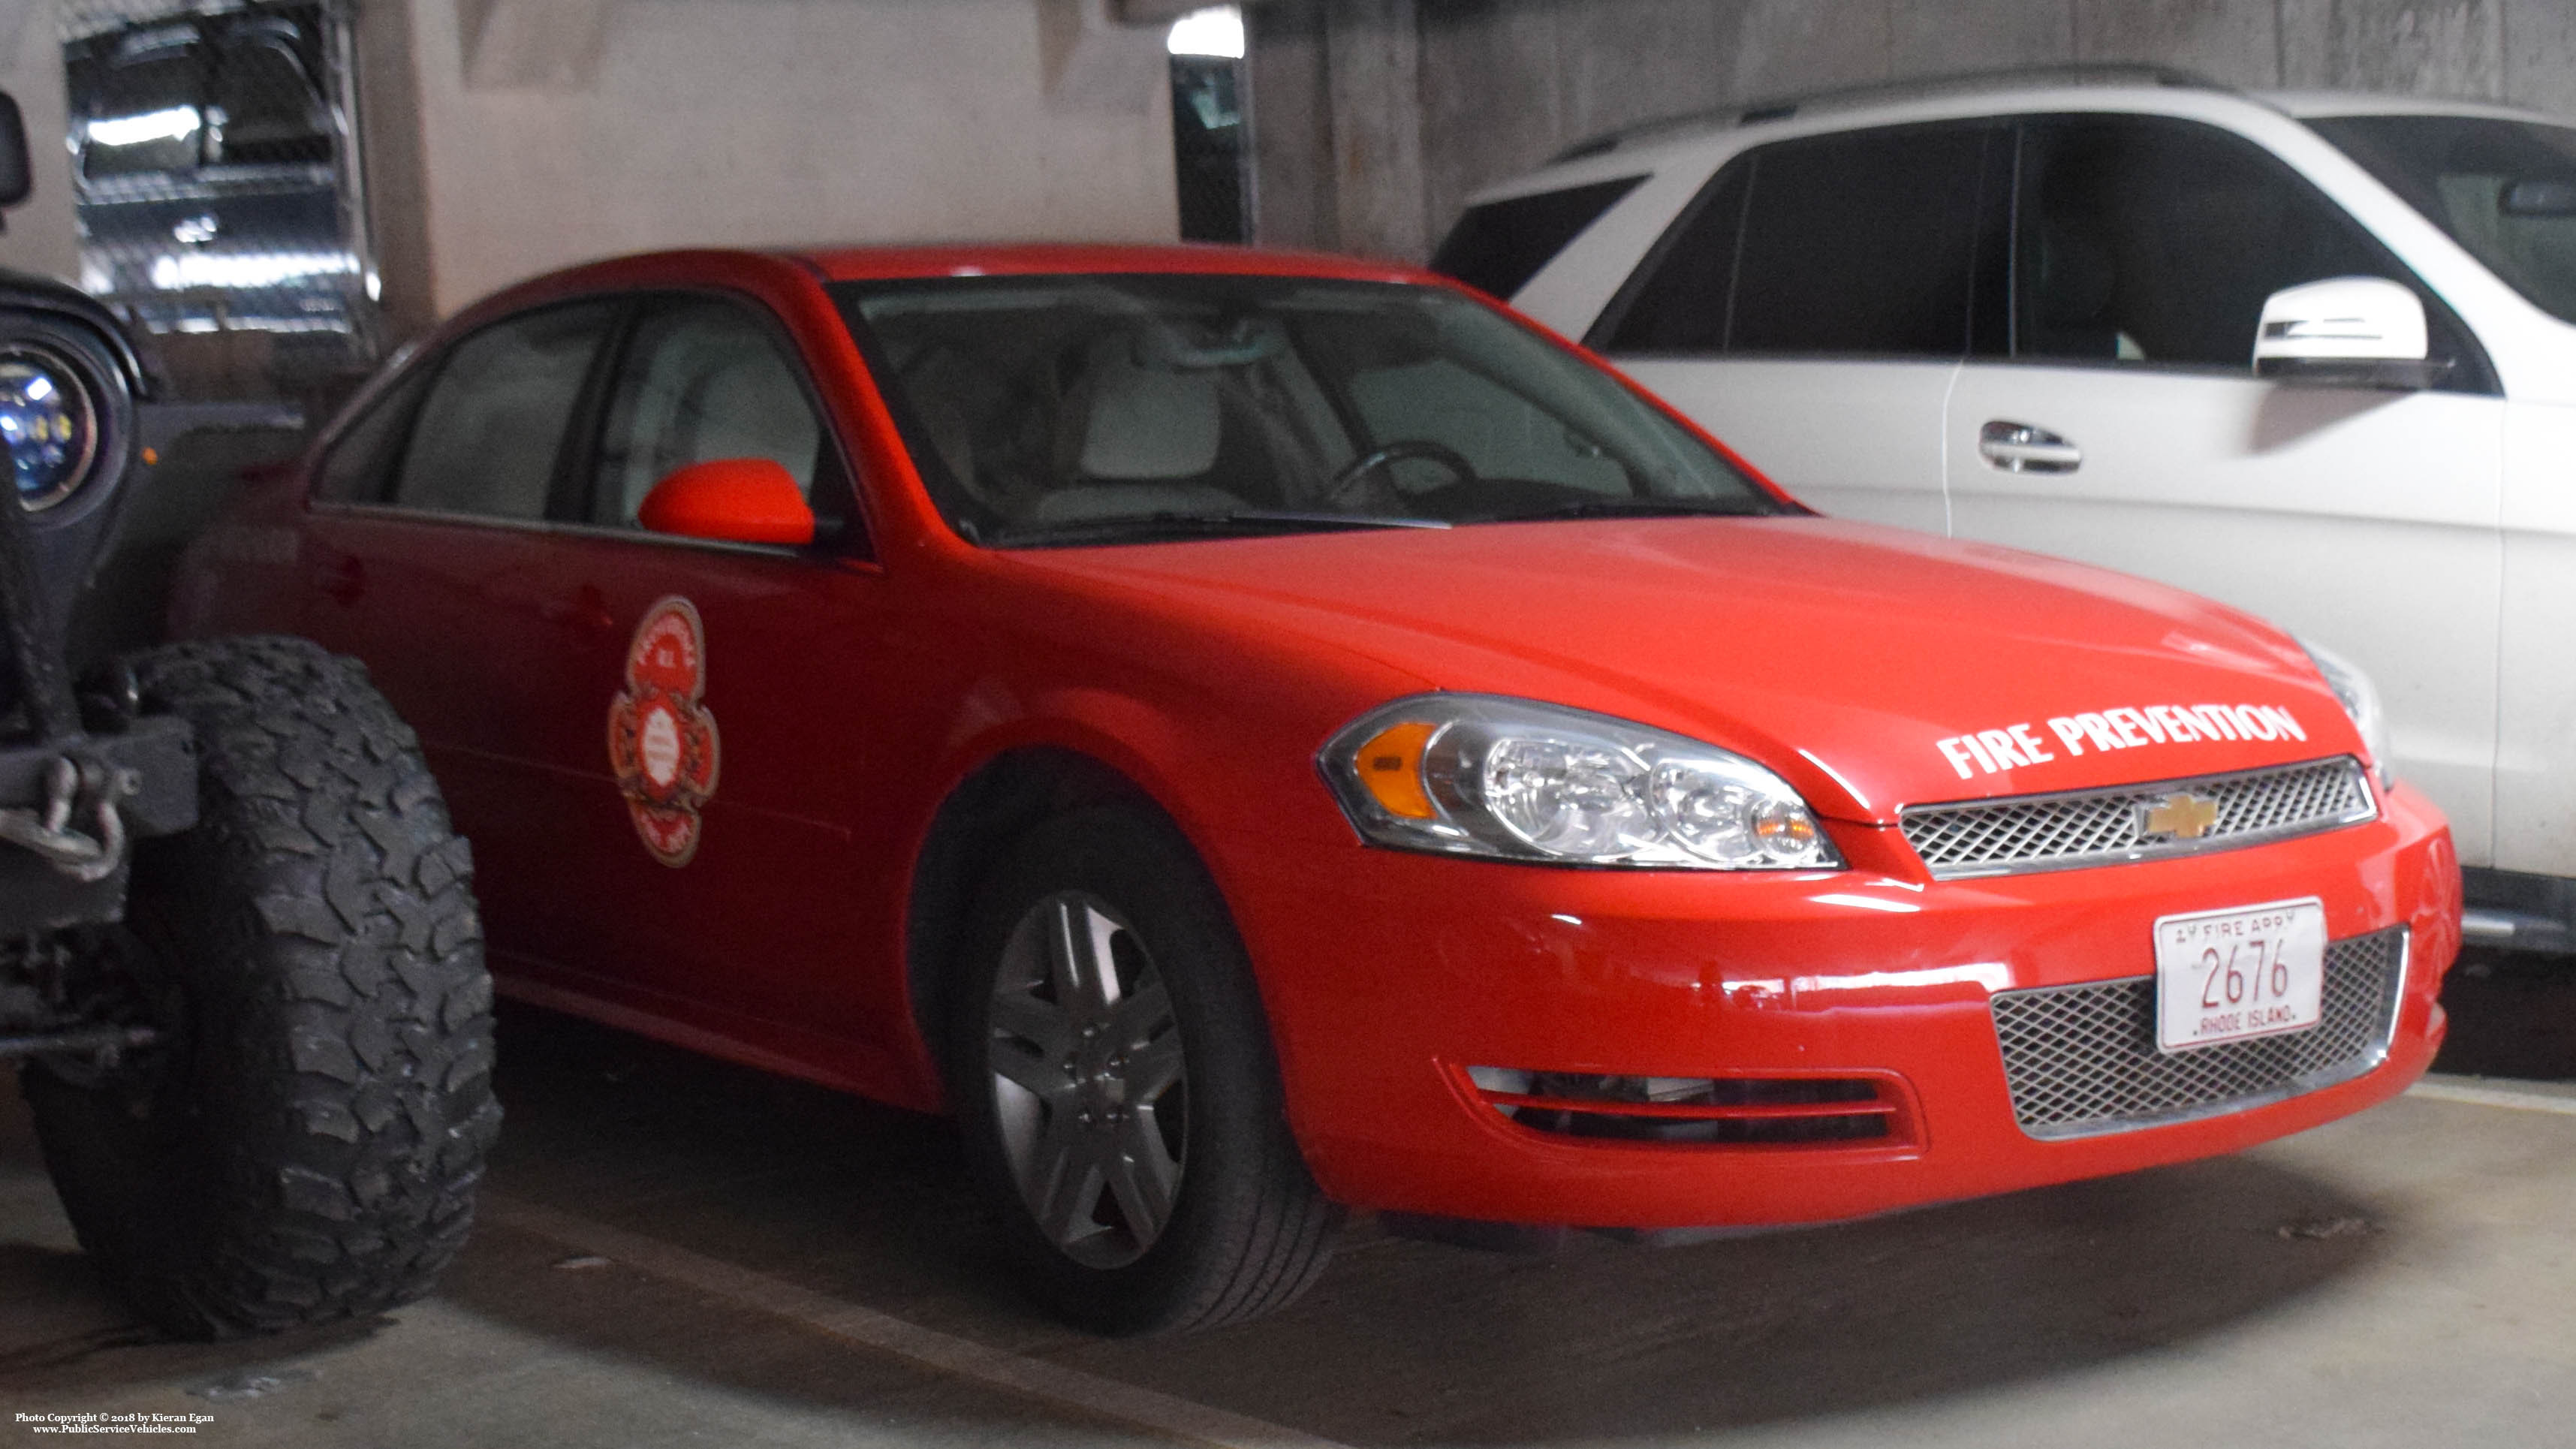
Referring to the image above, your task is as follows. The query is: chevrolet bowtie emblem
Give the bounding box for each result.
[2140,791,2222,840]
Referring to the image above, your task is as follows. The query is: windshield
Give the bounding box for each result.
[2309,113,2576,325]
[830,274,1782,546]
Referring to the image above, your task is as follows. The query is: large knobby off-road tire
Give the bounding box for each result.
[22,637,498,1339]
[951,806,1338,1334]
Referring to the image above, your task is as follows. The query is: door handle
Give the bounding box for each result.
[1978,420,2083,474]
[541,584,617,639]
[314,554,366,606]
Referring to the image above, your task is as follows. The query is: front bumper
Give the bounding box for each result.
[1213,780,2457,1229]
[0,715,199,931]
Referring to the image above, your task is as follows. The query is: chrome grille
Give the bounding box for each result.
[1902,758,2375,878]
[1989,927,2407,1140]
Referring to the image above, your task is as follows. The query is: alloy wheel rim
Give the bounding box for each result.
[986,891,1189,1268]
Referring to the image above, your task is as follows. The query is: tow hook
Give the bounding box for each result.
[0,756,140,882]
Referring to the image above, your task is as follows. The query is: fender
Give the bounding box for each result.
[0,269,152,398]
[890,665,1415,1115]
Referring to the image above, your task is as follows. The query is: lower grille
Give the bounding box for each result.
[1466,1068,1914,1146]
[1989,926,2407,1140]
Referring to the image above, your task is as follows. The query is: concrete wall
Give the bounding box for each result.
[3,0,1180,349]
[407,0,1181,319]
[31,0,2556,339]
[1250,0,2576,261]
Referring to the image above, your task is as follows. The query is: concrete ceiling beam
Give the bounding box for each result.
[1113,0,1279,23]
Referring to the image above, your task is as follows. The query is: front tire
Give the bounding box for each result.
[951,807,1336,1333]
[23,637,499,1339]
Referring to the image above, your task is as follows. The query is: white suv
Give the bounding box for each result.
[1442,66,2576,952]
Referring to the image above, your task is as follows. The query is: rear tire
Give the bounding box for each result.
[23,637,498,1339]
[950,806,1336,1334]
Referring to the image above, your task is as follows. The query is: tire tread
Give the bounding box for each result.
[26,636,497,1339]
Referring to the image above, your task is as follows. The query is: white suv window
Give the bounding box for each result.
[2017,116,2383,368]
[1595,122,2003,359]
[2309,114,2576,329]
[1430,175,1646,302]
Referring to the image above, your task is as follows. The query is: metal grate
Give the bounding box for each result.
[1989,927,2407,1140]
[1902,757,2375,879]
[59,0,378,388]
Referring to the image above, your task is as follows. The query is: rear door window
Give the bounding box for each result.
[389,302,619,520]
[1729,124,1995,356]
[1591,162,1748,354]
[312,366,429,505]
[1430,175,1647,301]
[1597,122,1999,358]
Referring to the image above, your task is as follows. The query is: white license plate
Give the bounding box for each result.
[2153,898,2327,1053]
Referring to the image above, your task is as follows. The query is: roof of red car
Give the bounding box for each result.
[788,242,1433,285]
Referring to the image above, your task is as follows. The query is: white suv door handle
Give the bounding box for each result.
[1978,420,2083,474]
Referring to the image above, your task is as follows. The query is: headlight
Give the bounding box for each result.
[2298,638,2393,788]
[1318,694,1842,870]
[0,345,102,512]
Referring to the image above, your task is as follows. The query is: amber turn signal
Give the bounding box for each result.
[1355,720,1439,819]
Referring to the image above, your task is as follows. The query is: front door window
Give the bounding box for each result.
[2012,115,2487,389]
[586,297,848,535]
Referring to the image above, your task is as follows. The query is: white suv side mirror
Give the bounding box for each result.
[2252,276,2448,390]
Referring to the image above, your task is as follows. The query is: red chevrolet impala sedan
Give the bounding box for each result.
[172,244,2458,1333]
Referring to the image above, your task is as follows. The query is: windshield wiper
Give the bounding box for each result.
[987,511,1451,548]
[1213,510,1451,530]
[1467,498,1769,524]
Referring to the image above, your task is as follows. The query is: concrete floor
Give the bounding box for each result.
[3,954,2572,1448]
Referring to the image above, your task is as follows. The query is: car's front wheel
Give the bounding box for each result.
[951,806,1336,1333]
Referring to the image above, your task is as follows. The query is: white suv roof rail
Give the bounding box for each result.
[1548,63,2237,163]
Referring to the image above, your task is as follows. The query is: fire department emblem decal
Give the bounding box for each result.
[607,596,721,866]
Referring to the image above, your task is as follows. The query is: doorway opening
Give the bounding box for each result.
[1167,6,1248,244]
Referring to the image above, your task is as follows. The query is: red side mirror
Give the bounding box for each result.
[637,458,815,546]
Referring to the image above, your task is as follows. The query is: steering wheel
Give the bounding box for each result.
[1321,439,1478,512]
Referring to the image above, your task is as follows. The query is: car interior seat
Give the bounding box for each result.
[1028,328,1241,523]
[2027,218,2126,360]
[605,323,822,524]
[672,345,818,487]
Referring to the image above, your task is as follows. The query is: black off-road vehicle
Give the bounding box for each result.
[0,92,495,1337]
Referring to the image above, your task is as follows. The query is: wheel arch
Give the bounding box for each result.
[903,741,1216,1092]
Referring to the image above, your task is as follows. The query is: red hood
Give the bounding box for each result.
[1005,516,2361,824]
